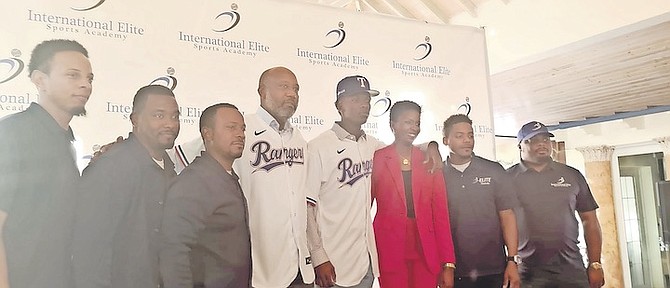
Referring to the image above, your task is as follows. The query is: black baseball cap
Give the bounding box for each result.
[517,121,555,143]
[336,75,380,100]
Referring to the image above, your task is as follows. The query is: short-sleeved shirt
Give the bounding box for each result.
[0,103,79,288]
[442,155,518,277]
[507,160,598,269]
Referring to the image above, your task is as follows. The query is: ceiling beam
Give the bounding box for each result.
[416,0,451,24]
[455,0,478,17]
[343,0,359,10]
[359,0,380,13]
[377,0,414,19]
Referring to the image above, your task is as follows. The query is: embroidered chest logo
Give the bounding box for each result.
[337,158,373,187]
[551,176,572,187]
[473,177,492,185]
[249,141,304,173]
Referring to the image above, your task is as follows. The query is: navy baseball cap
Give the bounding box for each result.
[517,121,555,143]
[336,75,380,100]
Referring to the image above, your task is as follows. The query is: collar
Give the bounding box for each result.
[199,151,240,182]
[126,133,175,171]
[331,122,366,141]
[445,155,477,172]
[256,106,293,134]
[28,103,75,142]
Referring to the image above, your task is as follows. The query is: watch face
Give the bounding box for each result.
[507,255,522,264]
[514,255,522,264]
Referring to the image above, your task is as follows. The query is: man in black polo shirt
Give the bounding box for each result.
[507,121,604,288]
[0,39,93,288]
[441,114,520,288]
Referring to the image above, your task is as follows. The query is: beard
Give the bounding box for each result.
[73,107,87,117]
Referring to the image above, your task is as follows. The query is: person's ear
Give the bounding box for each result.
[30,70,47,92]
[202,126,214,144]
[130,112,138,128]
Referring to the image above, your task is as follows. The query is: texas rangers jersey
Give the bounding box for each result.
[170,107,314,288]
[305,123,383,286]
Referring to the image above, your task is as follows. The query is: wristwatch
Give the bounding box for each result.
[589,261,603,270]
[506,255,522,265]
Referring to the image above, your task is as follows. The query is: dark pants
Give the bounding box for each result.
[454,273,504,288]
[519,263,589,288]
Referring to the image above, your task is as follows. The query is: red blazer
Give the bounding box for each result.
[371,145,455,274]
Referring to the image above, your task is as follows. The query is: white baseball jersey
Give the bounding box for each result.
[170,107,314,288]
[305,123,383,286]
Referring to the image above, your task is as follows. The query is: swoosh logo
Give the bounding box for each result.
[371,97,392,117]
[212,11,241,33]
[71,0,106,11]
[149,75,178,91]
[457,102,471,116]
[337,148,346,154]
[413,42,432,61]
[0,58,25,84]
[254,129,266,136]
[324,28,346,48]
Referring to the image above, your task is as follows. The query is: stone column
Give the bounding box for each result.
[656,137,670,181]
[576,145,624,288]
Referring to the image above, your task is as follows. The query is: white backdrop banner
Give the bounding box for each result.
[0,0,495,164]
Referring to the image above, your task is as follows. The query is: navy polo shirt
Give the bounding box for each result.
[507,160,598,269]
[443,155,518,278]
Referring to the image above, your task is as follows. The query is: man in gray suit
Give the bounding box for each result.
[160,103,251,288]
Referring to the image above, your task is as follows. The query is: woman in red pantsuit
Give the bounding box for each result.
[371,100,455,288]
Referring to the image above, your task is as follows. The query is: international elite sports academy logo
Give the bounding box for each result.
[0,49,35,114]
[295,21,370,70]
[413,36,432,61]
[149,67,178,91]
[359,90,392,136]
[457,97,472,116]
[433,97,493,136]
[392,35,450,79]
[178,3,271,58]
[551,177,572,188]
[105,69,199,125]
[70,0,107,11]
[324,22,346,49]
[212,3,241,33]
[27,0,145,41]
[370,90,392,117]
[0,49,24,85]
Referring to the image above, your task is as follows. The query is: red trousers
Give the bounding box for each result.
[379,219,438,288]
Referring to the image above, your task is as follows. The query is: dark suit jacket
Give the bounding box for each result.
[160,151,251,288]
[72,134,176,288]
[371,144,455,274]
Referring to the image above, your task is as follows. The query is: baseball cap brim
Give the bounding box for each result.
[519,131,555,143]
[339,89,380,99]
